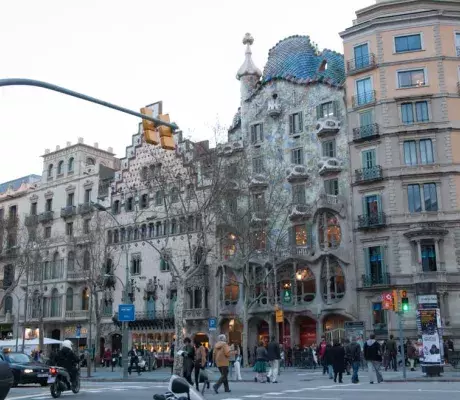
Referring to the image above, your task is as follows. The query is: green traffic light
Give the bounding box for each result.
[402,298,409,312]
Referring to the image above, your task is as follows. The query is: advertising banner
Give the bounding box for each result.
[422,332,442,363]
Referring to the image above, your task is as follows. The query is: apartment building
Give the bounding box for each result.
[341,0,460,338]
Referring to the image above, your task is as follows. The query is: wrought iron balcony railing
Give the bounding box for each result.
[347,54,377,75]
[39,211,54,223]
[78,203,93,215]
[358,212,387,229]
[60,206,76,218]
[25,214,39,227]
[362,273,391,287]
[355,165,383,183]
[353,123,380,142]
[352,90,376,108]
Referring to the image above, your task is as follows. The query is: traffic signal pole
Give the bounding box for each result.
[0,78,178,130]
[397,311,407,379]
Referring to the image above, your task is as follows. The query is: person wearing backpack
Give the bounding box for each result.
[349,336,362,384]
[363,334,383,384]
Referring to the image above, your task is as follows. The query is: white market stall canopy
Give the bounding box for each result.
[0,337,62,347]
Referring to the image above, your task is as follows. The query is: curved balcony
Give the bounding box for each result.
[249,175,268,191]
[286,165,308,183]
[183,308,210,320]
[78,203,93,215]
[289,203,312,221]
[60,206,76,219]
[25,214,39,227]
[315,118,340,138]
[39,211,54,223]
[355,165,383,183]
[318,157,343,176]
[267,98,281,118]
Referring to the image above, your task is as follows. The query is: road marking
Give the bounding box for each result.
[243,396,262,398]
[284,389,305,393]
[322,388,460,393]
[264,397,340,400]
[264,393,283,395]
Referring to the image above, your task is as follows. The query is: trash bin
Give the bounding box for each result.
[0,360,13,400]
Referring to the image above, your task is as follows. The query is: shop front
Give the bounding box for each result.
[63,325,88,351]
[131,331,174,353]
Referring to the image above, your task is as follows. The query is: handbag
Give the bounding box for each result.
[199,368,209,382]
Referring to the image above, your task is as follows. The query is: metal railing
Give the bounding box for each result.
[67,270,87,280]
[355,165,383,182]
[353,123,380,142]
[347,54,376,74]
[65,310,89,319]
[78,203,93,215]
[25,214,39,226]
[60,206,76,218]
[352,90,376,108]
[358,212,387,229]
[38,211,54,223]
[362,273,391,287]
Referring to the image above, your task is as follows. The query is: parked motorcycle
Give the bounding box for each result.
[48,366,80,398]
[153,375,204,400]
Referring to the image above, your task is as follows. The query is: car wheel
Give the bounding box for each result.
[12,373,19,387]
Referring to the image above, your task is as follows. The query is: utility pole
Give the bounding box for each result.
[398,311,407,379]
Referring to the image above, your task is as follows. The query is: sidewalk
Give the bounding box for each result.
[80,365,460,383]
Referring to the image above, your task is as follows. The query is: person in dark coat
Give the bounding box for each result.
[324,343,334,379]
[331,340,345,383]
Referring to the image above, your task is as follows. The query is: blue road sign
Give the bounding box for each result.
[208,318,217,331]
[118,304,135,322]
[75,327,81,339]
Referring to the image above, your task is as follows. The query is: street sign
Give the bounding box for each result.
[118,304,135,322]
[75,325,81,339]
[208,318,217,331]
[282,289,292,304]
[275,309,284,323]
[382,291,394,310]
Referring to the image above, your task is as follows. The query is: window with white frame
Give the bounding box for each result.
[324,178,339,196]
[291,148,304,165]
[250,123,263,144]
[455,32,460,57]
[398,68,426,88]
[289,112,303,134]
[407,182,438,213]
[403,139,434,166]
[394,34,422,53]
[401,101,429,124]
[317,101,339,119]
[322,140,336,158]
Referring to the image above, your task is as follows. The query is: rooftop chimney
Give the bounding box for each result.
[56,145,60,151]
[94,142,99,149]
[78,137,84,144]
[66,141,71,147]
[108,147,113,153]
[45,149,50,154]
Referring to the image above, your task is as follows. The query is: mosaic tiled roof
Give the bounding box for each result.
[262,35,345,87]
[0,174,41,195]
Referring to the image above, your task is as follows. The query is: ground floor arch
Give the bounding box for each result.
[193,333,209,347]
[111,333,122,352]
[294,315,317,348]
[323,313,352,343]
[220,317,243,345]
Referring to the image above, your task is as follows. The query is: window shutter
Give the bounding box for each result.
[299,112,304,132]
[306,221,313,249]
[332,140,337,158]
[316,105,322,119]
[260,124,264,141]
[333,101,339,117]
[362,196,368,217]
[364,247,370,276]
[250,125,255,144]
[380,246,387,274]
[290,150,295,164]
[289,114,294,134]
[376,194,383,214]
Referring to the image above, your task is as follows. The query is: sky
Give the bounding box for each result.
[0,0,372,183]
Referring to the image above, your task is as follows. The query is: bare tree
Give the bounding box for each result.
[70,211,121,366]
[214,142,293,367]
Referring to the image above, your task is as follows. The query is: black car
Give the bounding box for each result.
[0,353,49,386]
[0,361,13,400]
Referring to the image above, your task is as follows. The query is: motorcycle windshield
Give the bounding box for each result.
[168,375,204,400]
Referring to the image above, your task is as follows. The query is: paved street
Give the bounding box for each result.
[6,369,460,400]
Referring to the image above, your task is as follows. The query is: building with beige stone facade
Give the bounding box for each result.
[341,0,460,339]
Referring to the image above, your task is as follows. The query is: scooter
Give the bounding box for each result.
[48,366,80,398]
[153,375,204,400]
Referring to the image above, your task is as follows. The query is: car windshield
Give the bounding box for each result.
[7,353,32,363]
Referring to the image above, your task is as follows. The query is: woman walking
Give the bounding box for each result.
[331,340,345,383]
[407,340,416,371]
[233,344,243,381]
[253,342,268,383]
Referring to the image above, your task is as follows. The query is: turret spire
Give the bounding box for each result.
[236,33,262,80]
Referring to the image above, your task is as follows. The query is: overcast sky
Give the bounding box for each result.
[0,0,372,183]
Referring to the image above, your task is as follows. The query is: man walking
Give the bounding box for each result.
[213,334,231,394]
[128,345,141,376]
[386,334,397,371]
[317,337,328,375]
[349,336,362,384]
[363,334,383,384]
[267,336,281,383]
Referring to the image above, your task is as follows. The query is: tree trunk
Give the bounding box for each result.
[242,290,250,367]
[173,282,185,376]
[93,292,101,373]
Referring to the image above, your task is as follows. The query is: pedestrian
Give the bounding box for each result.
[212,334,231,394]
[406,340,416,371]
[194,341,209,391]
[331,340,345,383]
[267,335,281,383]
[104,348,111,367]
[253,341,268,383]
[317,337,328,375]
[233,344,243,381]
[324,343,334,379]
[128,345,141,376]
[229,343,235,380]
[349,336,362,384]
[344,339,351,375]
[386,334,397,371]
[363,334,383,384]
[181,337,195,385]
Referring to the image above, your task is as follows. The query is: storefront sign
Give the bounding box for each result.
[344,321,365,350]
[422,332,442,363]
[64,326,87,338]
[418,295,438,309]
[275,310,284,323]
[282,289,292,304]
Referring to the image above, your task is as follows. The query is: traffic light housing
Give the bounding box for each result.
[140,107,159,145]
[158,114,175,150]
[392,289,399,311]
[400,290,409,312]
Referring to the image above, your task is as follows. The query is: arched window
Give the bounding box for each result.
[44,261,51,280]
[140,193,149,209]
[50,289,60,317]
[321,259,345,303]
[163,220,169,236]
[81,288,89,311]
[83,250,90,270]
[52,251,60,279]
[32,290,40,318]
[224,269,239,305]
[295,266,316,304]
[120,228,126,242]
[171,219,177,234]
[57,160,64,175]
[194,289,202,309]
[86,157,95,166]
[66,288,73,311]
[170,187,179,203]
[107,230,113,244]
[105,259,113,275]
[68,157,74,173]
[4,296,13,314]
[179,217,186,234]
[133,227,139,240]
[155,222,162,237]
[141,224,147,239]
[318,212,342,250]
[113,229,119,243]
[155,190,163,206]
[148,223,154,238]
[187,216,194,232]
[127,227,133,241]
[47,164,53,179]
[140,166,149,180]
[67,251,75,271]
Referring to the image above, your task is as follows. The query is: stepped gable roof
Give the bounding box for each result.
[262,35,345,87]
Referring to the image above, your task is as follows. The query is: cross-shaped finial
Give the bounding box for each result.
[243,33,254,46]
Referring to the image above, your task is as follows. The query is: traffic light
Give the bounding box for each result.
[158,114,175,150]
[400,290,409,312]
[140,107,159,145]
[392,289,399,311]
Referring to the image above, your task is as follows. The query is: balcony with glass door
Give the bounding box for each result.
[347,44,376,75]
